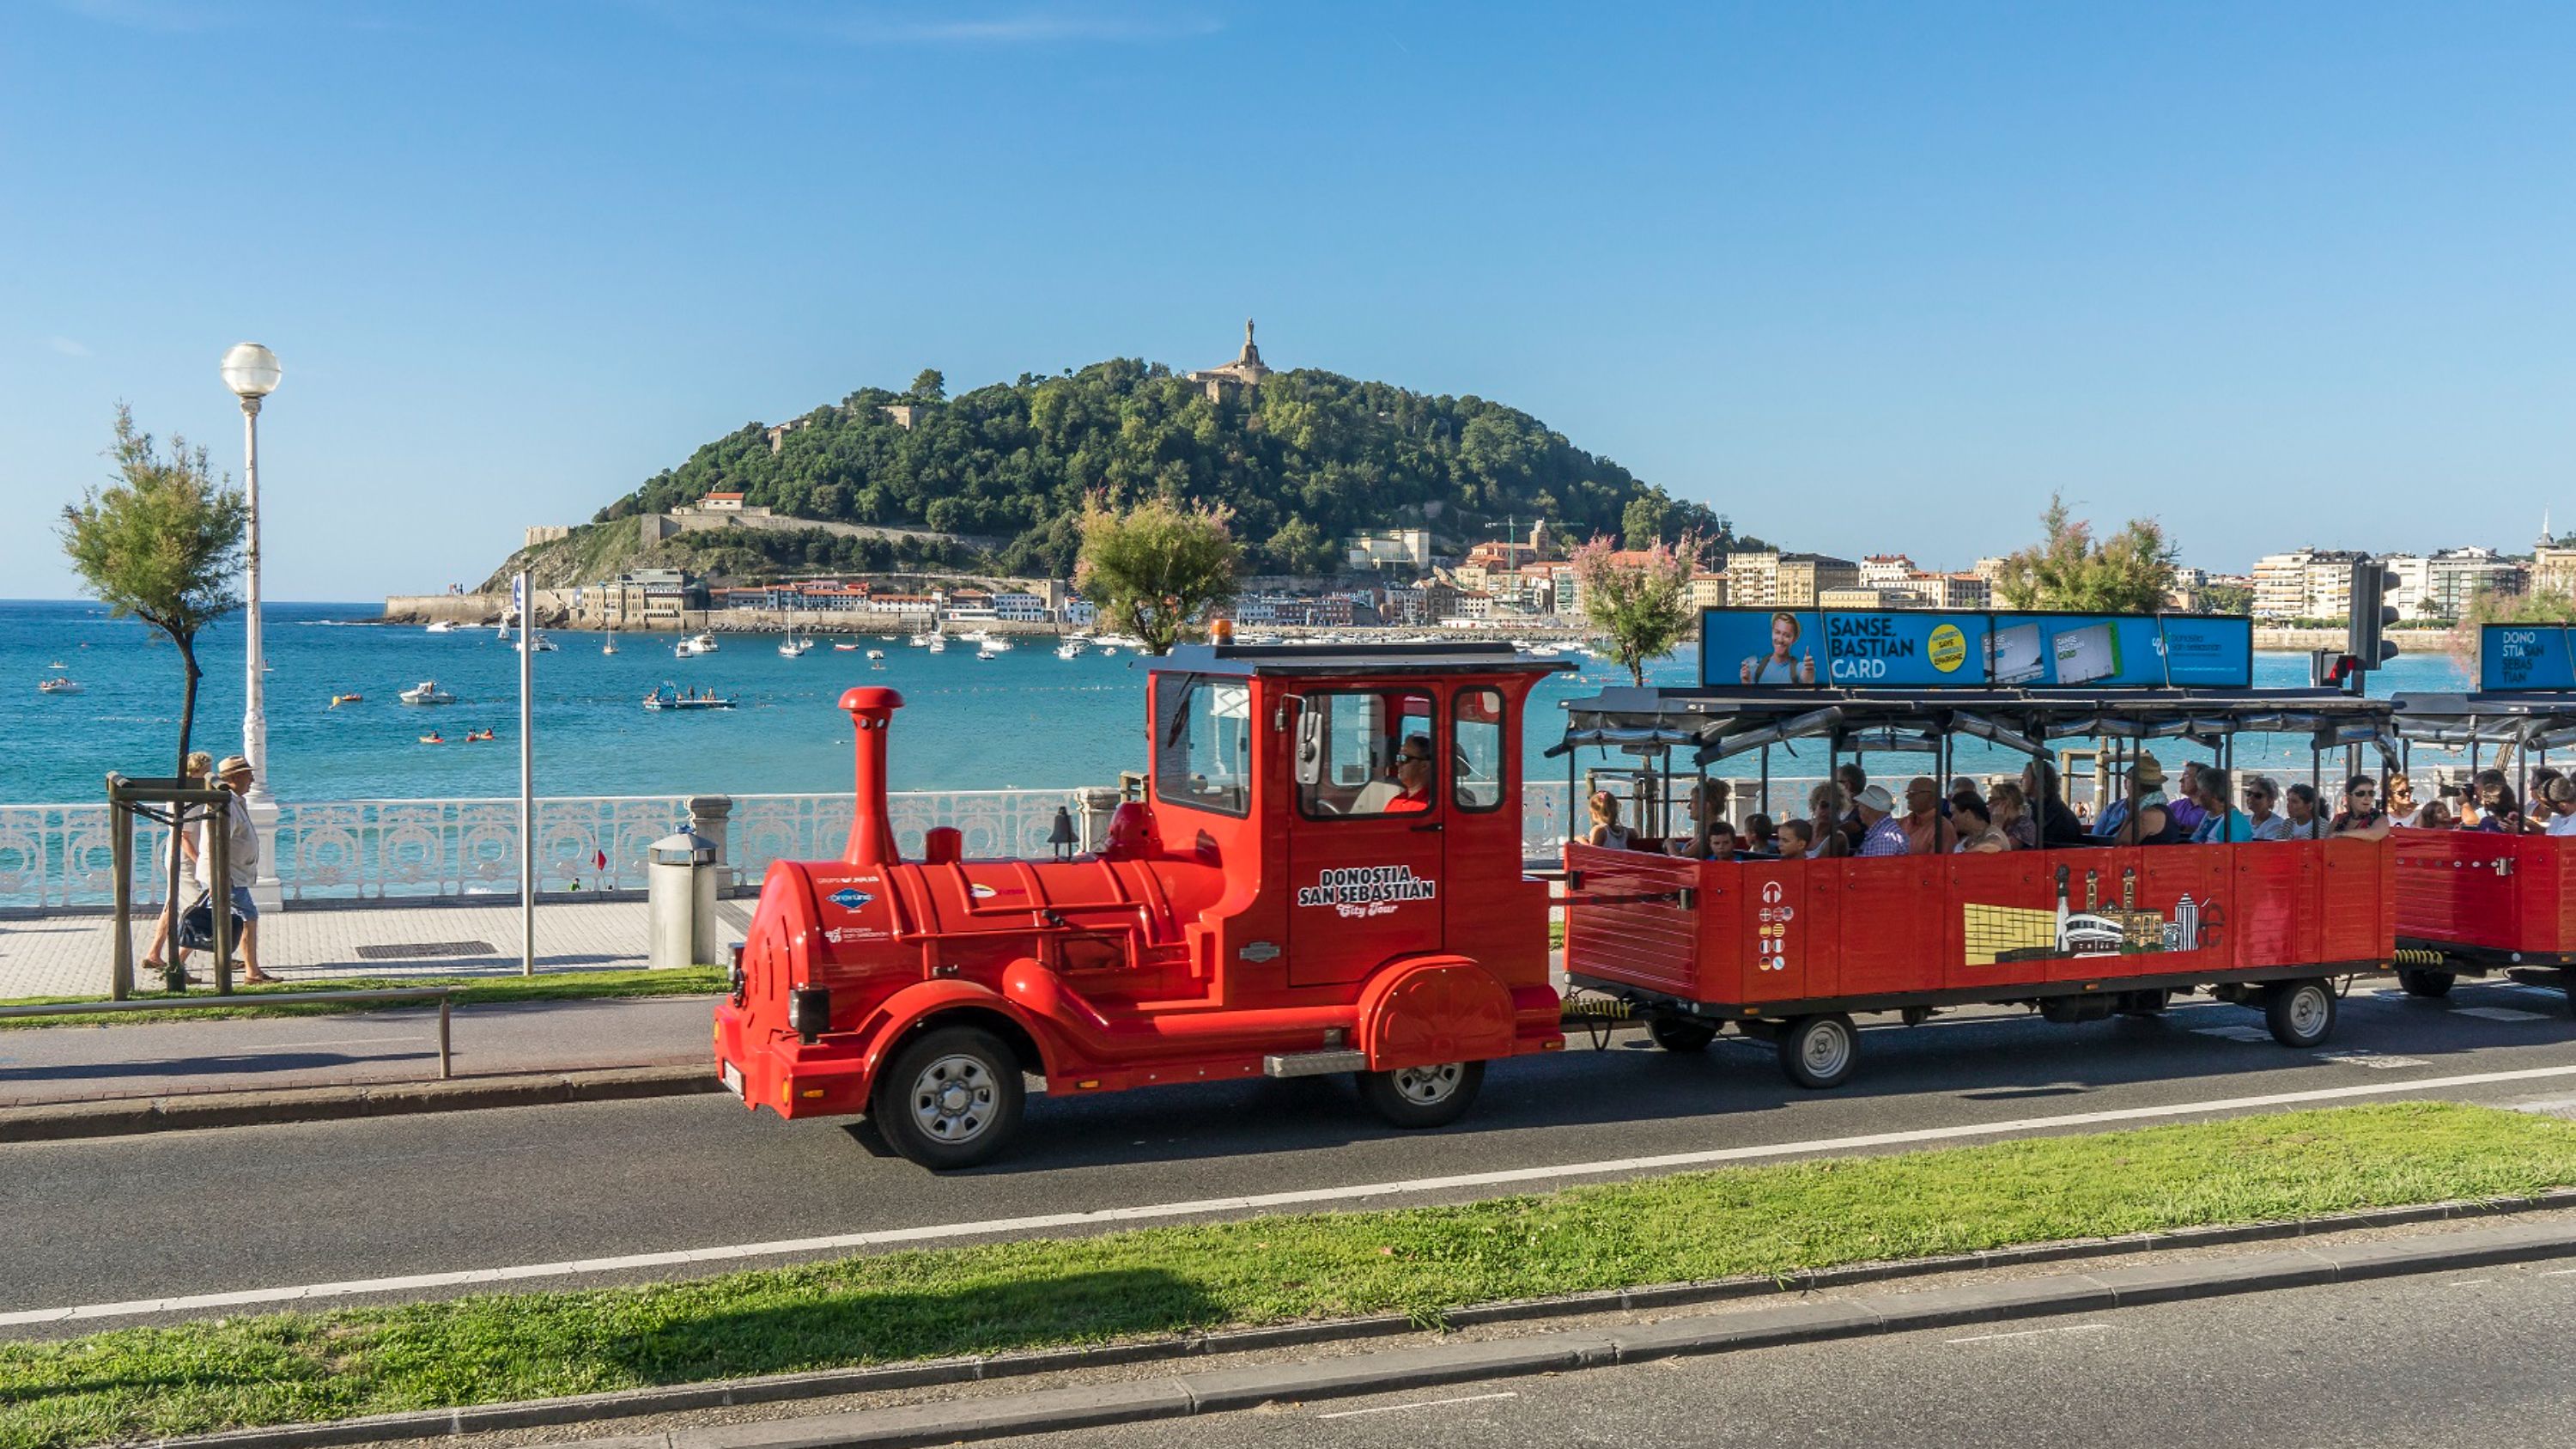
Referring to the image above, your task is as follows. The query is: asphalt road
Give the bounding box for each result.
[1007,1251,2576,1448]
[8,977,2576,1330]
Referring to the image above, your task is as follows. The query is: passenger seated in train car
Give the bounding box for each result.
[2129,802,2182,846]
[2414,797,2455,831]
[1776,819,1816,860]
[2385,773,2425,828]
[2243,775,2291,840]
[1900,776,1956,855]
[1952,797,2009,854]
[2469,770,2524,834]
[1989,780,2034,850]
[2277,782,2328,840]
[2527,770,2564,831]
[1834,764,1869,853]
[1741,813,1780,857]
[1673,780,1736,861]
[1807,783,1852,859]
[1946,778,1984,822]
[2329,775,2391,840]
[2021,759,2091,849]
[2092,752,2169,840]
[2188,766,2256,843]
[1584,789,1633,849]
[2166,761,2209,837]
[1854,785,1910,857]
[2541,777,2576,837]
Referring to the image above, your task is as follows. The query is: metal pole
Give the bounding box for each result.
[240,396,267,806]
[519,570,536,977]
[438,993,453,1080]
[109,776,132,1001]
[210,797,232,995]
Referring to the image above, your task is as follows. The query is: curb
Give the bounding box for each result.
[0,1065,720,1142]
[145,1190,2576,1449]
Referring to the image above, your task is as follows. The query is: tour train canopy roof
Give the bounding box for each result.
[1554,685,2399,765]
[1156,641,1575,680]
[2389,692,2576,752]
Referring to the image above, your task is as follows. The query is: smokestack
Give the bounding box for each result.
[839,686,904,867]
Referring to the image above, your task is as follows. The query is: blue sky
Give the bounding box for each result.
[3,0,2570,600]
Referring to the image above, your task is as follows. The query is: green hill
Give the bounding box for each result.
[500,354,1738,588]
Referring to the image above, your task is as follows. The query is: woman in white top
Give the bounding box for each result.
[2276,782,2328,840]
[2542,778,2576,837]
[1586,790,1634,849]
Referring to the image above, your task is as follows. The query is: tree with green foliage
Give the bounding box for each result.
[1261,516,1339,576]
[58,406,248,941]
[2451,586,2576,672]
[1075,495,1242,655]
[908,369,945,403]
[1573,532,1704,685]
[1621,492,1670,549]
[1990,494,2178,613]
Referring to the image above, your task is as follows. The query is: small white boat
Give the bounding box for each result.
[602,637,618,655]
[976,641,1003,661]
[907,633,932,648]
[779,635,814,658]
[674,632,720,659]
[981,635,1012,653]
[424,621,457,634]
[37,677,83,695]
[1055,640,1082,661]
[643,685,736,711]
[398,680,456,705]
[527,630,559,653]
[927,634,947,654]
[866,648,886,661]
[833,642,862,652]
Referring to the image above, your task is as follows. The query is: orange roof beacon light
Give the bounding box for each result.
[714,641,1571,1169]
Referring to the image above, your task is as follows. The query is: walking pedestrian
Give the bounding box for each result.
[200,756,279,984]
[139,751,214,984]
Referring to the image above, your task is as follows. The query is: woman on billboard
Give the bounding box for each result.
[1741,611,1817,685]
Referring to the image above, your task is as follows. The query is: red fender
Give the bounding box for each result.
[1356,954,1517,1071]
[852,977,1060,1087]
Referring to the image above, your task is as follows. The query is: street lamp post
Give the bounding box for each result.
[220,343,283,910]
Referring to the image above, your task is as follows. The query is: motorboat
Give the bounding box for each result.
[865,648,885,661]
[980,634,1012,653]
[779,635,815,658]
[399,680,456,705]
[643,685,737,711]
[927,634,948,654]
[1055,639,1082,661]
[833,642,862,652]
[674,632,720,659]
[36,677,82,695]
[907,633,932,648]
[424,621,457,634]
[527,630,560,653]
[976,640,1003,661]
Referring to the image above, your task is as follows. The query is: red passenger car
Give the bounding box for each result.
[1557,686,2400,1086]
[714,642,1571,1167]
[2389,691,2576,1009]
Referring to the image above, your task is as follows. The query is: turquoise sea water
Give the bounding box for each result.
[0,600,2476,806]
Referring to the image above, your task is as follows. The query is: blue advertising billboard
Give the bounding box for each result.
[2480,624,2576,691]
[1700,608,2253,691]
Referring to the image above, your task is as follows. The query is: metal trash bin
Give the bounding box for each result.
[647,830,720,969]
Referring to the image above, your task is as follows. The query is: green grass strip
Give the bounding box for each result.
[0,968,723,1029]
[5,1100,2573,1447]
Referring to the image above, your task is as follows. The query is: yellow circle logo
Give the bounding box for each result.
[1928,624,1967,673]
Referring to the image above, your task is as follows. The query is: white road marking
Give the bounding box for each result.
[2192,1026,2274,1044]
[1946,1323,2109,1345]
[2313,1050,2430,1070]
[2445,1278,2494,1288]
[14,1059,2576,1329]
[2457,1007,2551,1023]
[231,1037,423,1051]
[2538,1268,2576,1277]
[1317,1392,1519,1420]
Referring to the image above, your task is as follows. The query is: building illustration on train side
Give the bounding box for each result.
[1962,866,2221,965]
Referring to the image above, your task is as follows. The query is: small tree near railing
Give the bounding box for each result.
[1572,531,1704,686]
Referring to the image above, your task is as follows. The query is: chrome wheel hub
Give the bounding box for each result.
[1801,1022,1850,1075]
[1391,1062,1464,1105]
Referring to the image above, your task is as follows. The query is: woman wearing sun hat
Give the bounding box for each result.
[198,756,279,984]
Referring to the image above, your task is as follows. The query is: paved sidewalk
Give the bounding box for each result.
[0,898,751,998]
[0,993,719,1107]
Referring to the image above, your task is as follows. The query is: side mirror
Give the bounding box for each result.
[1294,701,1325,787]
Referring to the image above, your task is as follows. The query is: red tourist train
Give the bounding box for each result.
[714,625,2439,1168]
[716,644,1571,1167]
[1553,685,2398,1085]
[2387,691,2576,1005]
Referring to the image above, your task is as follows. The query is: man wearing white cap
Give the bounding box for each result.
[1853,785,1909,858]
[199,756,277,984]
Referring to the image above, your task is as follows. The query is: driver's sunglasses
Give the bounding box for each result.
[1399,751,1431,764]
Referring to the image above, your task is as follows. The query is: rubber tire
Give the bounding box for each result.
[1647,1014,1719,1054]
[1358,1060,1486,1129]
[2264,979,2337,1049]
[872,1026,1026,1171]
[1778,1013,1858,1090]
[2397,967,2456,999]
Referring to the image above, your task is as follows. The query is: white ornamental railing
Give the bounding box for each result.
[3,783,1588,911]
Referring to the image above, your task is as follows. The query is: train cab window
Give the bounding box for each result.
[1153,673,1252,817]
[1298,690,1437,818]
[1453,688,1505,812]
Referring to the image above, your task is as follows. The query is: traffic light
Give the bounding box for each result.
[2311,648,2359,689]
[2347,558,2402,673]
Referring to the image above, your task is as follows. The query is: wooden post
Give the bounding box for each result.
[210,793,233,995]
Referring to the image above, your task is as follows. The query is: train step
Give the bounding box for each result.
[1262,1049,1369,1079]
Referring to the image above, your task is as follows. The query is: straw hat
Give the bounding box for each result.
[215,755,253,780]
[2129,751,2166,789]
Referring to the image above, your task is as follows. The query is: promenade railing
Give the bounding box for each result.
[0,782,1579,912]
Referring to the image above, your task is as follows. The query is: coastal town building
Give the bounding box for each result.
[1187,320,1274,402]
[1859,554,1917,590]
[1724,551,1780,608]
[1346,528,1432,571]
[2532,542,2576,600]
[1774,553,1859,608]
[2423,546,2524,618]
[1687,574,1728,610]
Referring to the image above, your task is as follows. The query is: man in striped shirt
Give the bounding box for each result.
[1855,785,1910,858]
